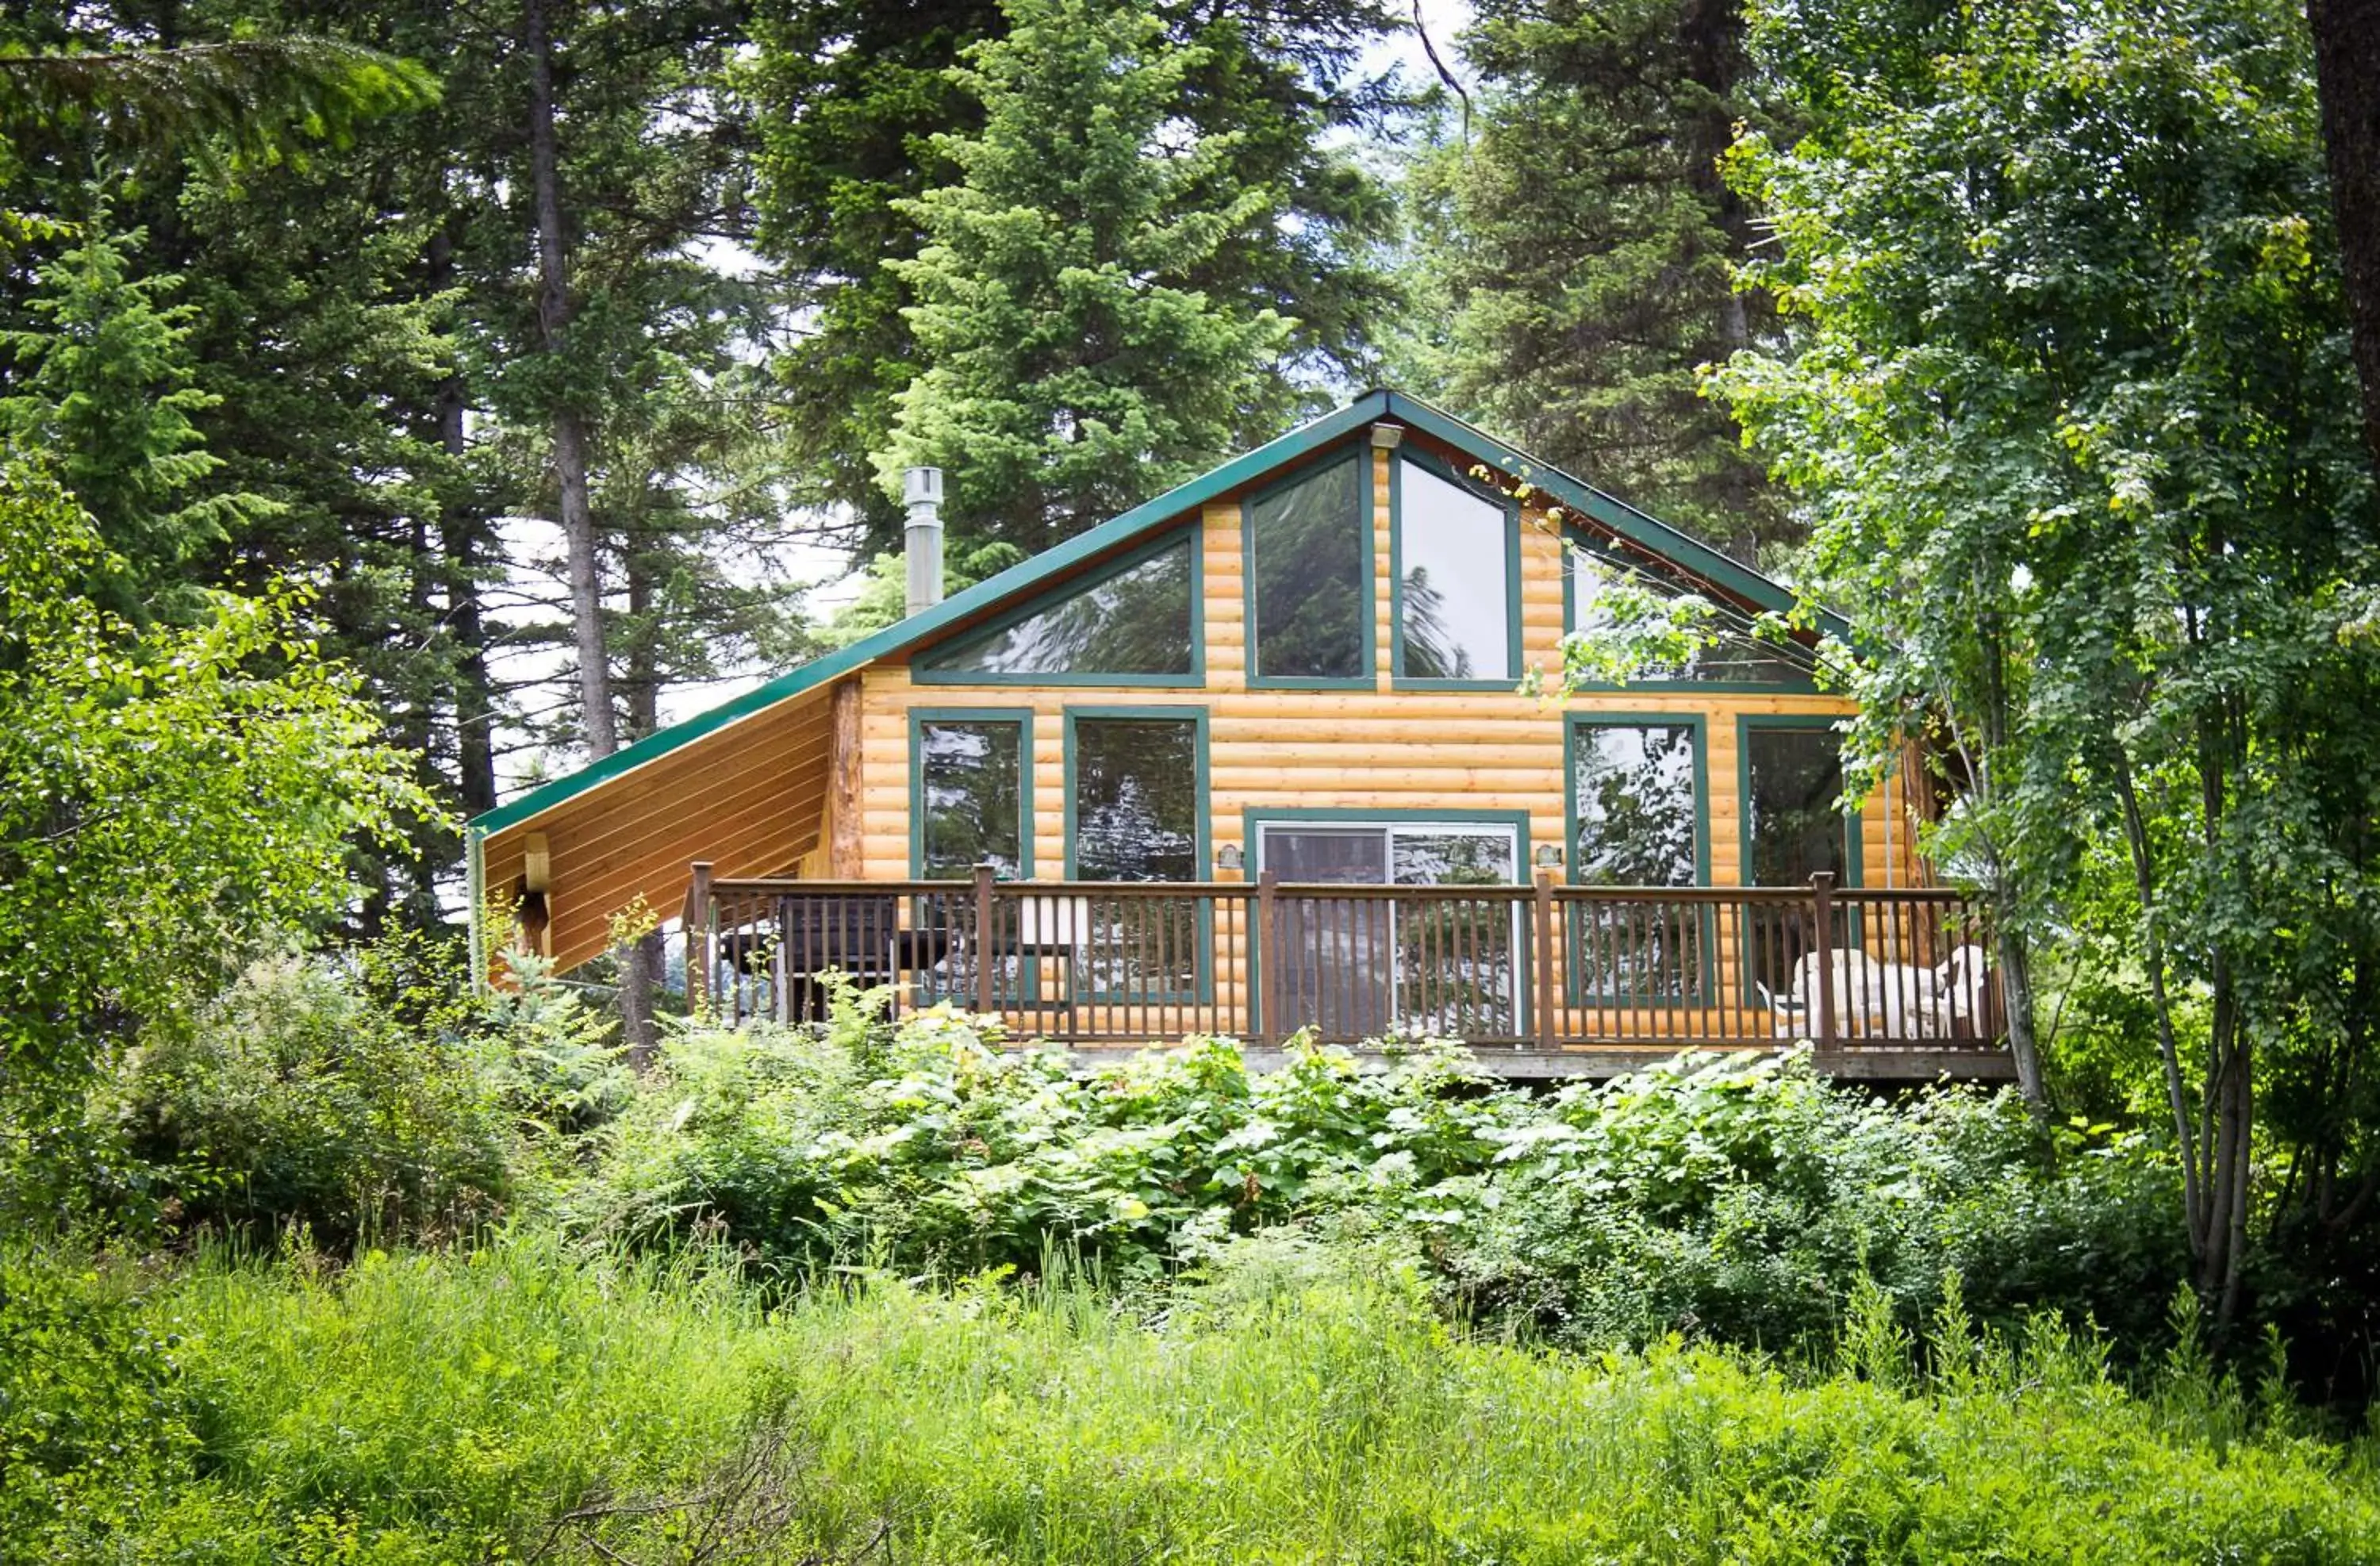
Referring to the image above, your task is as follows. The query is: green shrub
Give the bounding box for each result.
[115,935,628,1248]
[570,1002,2189,1353]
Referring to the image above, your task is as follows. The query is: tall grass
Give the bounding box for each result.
[126,1230,2380,1564]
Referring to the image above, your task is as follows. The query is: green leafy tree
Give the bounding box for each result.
[1399,0,1782,556]
[1709,0,2377,1322]
[875,0,1297,554]
[0,456,429,1211]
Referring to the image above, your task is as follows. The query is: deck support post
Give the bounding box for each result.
[973,862,997,1015]
[1257,869,1280,1044]
[684,861,714,1019]
[1534,870,1558,1052]
[1810,871,1837,1059]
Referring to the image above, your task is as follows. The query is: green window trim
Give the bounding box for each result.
[1242,445,1378,689]
[1558,528,1823,695]
[912,529,1204,687]
[1388,450,1525,689]
[1564,712,1715,1008]
[908,708,1037,880]
[1062,704,1214,1003]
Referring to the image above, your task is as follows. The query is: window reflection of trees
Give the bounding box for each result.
[918,722,1023,878]
[1399,461,1512,681]
[1391,831,1518,1038]
[1250,457,1367,681]
[923,539,1194,677]
[1572,724,1704,1001]
[1743,726,1851,1001]
[1073,718,1201,996]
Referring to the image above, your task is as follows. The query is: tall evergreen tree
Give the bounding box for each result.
[874,0,1296,553]
[747,0,1400,554]
[1402,0,1783,556]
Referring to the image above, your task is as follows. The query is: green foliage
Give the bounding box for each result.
[1710,0,2380,1308]
[749,0,1401,555]
[875,0,1301,554]
[574,1002,2186,1349]
[10,1230,2364,1561]
[113,935,628,1246]
[0,457,431,1210]
[0,214,269,612]
[0,1249,197,1558]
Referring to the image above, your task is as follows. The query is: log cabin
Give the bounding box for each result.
[469,390,2008,1080]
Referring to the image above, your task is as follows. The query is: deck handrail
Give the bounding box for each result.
[684,864,2003,1075]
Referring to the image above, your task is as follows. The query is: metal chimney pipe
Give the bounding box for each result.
[903,465,945,617]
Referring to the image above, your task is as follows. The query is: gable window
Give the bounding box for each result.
[1246,452,1369,684]
[916,535,1196,682]
[913,714,1030,878]
[1569,719,1705,1001]
[1569,552,1812,686]
[1394,456,1515,682]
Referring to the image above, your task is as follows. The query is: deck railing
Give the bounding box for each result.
[680,863,2007,1074]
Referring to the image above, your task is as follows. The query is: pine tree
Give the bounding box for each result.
[1403,0,1783,558]
[0,214,267,612]
[751,0,1399,554]
[876,0,1296,553]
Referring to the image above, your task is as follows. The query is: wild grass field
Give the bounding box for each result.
[13,1229,2379,1564]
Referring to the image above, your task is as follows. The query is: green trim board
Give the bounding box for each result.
[907,708,1037,879]
[1564,712,1716,1007]
[1240,443,1378,689]
[911,528,1203,687]
[1241,807,1536,1039]
[1061,704,1214,1003]
[1388,448,1525,690]
[471,388,1831,839]
[466,825,487,992]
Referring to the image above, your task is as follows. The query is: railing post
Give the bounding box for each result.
[1810,871,1837,1054]
[973,862,997,1015]
[1534,870,1558,1051]
[1257,869,1280,1044]
[685,862,714,1019]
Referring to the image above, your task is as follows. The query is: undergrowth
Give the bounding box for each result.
[8,1230,2376,1563]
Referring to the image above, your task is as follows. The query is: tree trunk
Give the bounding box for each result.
[2308,0,2380,467]
[526,0,613,761]
[616,528,662,1065]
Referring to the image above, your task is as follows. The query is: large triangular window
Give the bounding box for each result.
[916,535,1197,682]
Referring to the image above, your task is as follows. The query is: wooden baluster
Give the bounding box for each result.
[973,864,996,1016]
[1534,872,1558,1052]
[1810,873,1837,1057]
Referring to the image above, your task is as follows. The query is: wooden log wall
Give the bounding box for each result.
[856,436,1914,892]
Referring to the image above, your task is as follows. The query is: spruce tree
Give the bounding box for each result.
[876,0,1296,553]
[1404,0,1783,557]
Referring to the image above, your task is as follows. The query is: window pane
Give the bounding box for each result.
[921,539,1194,677]
[1398,461,1512,680]
[917,721,1023,878]
[1073,718,1200,880]
[1571,724,1699,885]
[1250,455,1368,681]
[1745,726,1848,886]
[1571,556,1810,685]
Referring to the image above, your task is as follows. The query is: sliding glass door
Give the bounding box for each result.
[1255,821,1522,1040]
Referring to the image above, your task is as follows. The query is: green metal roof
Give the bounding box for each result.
[471,390,1823,835]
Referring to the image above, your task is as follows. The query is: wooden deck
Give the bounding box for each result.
[681,866,2013,1081]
